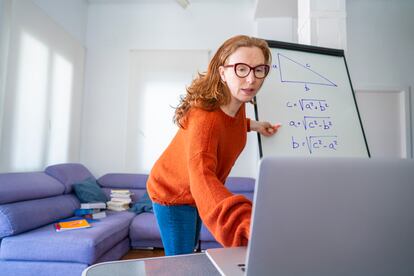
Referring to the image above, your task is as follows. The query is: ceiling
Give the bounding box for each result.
[255,0,297,18]
[86,0,297,18]
[86,0,244,4]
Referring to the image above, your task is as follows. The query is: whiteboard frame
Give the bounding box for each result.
[254,40,370,158]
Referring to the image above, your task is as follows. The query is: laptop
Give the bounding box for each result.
[206,157,414,276]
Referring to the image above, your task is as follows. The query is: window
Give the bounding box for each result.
[11,32,49,170]
[126,50,209,173]
[0,0,84,172]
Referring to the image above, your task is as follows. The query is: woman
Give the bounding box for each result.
[147,35,280,256]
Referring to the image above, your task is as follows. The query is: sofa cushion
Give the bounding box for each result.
[129,192,153,214]
[0,172,65,204]
[0,195,79,238]
[129,212,160,243]
[73,177,108,203]
[225,177,255,192]
[0,211,135,264]
[45,163,95,193]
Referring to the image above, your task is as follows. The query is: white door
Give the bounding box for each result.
[355,87,412,158]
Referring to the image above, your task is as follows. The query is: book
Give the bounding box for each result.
[107,200,131,206]
[83,211,106,219]
[107,205,129,211]
[110,189,131,194]
[74,208,107,220]
[107,200,130,211]
[74,208,101,216]
[80,202,106,209]
[55,219,91,232]
[109,193,132,198]
[110,198,132,204]
[107,189,133,211]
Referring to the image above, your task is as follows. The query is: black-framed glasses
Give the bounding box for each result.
[223,63,270,79]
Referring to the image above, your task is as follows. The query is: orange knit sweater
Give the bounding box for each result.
[147,104,252,247]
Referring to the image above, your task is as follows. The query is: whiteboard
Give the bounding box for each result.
[255,41,370,157]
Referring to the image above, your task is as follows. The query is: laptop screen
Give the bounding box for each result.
[246,157,414,276]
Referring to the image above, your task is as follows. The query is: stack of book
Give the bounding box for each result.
[74,202,107,219]
[55,218,91,232]
[107,189,132,211]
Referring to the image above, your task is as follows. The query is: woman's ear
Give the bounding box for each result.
[218,66,226,83]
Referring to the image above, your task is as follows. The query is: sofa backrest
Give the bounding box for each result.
[45,163,95,194]
[0,171,79,239]
[98,173,149,203]
[0,172,65,204]
[98,174,255,202]
[225,177,255,200]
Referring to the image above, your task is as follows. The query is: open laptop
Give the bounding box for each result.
[206,157,414,276]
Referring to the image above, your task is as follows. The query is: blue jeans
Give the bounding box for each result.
[153,202,202,256]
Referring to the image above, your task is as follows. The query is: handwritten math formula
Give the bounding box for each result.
[288,116,333,130]
[274,52,341,155]
[286,99,329,112]
[287,98,338,154]
[291,135,338,154]
[286,98,338,154]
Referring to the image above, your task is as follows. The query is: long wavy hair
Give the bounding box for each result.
[173,35,271,128]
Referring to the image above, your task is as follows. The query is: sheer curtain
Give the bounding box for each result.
[0,0,11,156]
[0,0,84,172]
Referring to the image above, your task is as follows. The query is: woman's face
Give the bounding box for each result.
[219,46,267,106]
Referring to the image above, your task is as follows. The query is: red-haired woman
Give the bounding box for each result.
[147,35,280,256]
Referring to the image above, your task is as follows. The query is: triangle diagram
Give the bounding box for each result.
[277,53,337,87]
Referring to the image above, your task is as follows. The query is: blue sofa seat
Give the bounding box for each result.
[1,211,134,264]
[0,164,136,276]
[129,212,163,248]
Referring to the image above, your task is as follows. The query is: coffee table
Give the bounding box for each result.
[82,252,220,276]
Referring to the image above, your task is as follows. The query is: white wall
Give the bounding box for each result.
[31,0,88,46]
[82,1,261,177]
[2,0,410,175]
[256,17,297,43]
[35,0,412,177]
[346,0,414,157]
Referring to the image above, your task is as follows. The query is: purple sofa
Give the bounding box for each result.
[0,163,255,276]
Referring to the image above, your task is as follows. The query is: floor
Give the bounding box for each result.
[121,248,165,260]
